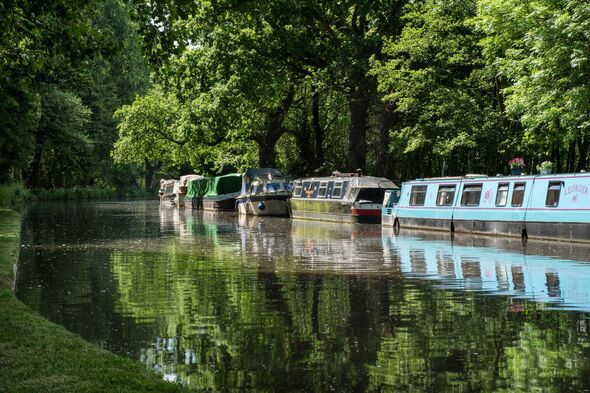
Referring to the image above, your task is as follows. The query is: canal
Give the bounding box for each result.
[15,201,590,391]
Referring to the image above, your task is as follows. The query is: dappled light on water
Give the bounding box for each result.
[16,201,590,392]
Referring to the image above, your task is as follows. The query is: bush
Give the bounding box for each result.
[0,184,32,207]
[31,186,153,200]
[0,184,153,206]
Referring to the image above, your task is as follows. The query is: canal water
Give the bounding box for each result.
[15,201,590,391]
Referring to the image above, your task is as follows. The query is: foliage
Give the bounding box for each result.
[29,84,93,188]
[31,186,151,201]
[0,184,32,208]
[3,0,590,191]
[536,161,553,171]
[113,87,183,168]
[0,0,149,193]
[477,0,590,172]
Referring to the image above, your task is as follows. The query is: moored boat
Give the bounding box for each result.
[184,174,242,211]
[290,171,398,223]
[176,174,203,207]
[385,172,590,242]
[236,168,291,216]
[158,179,177,206]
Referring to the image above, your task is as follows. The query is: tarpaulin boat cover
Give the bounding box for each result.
[186,173,242,198]
[241,168,286,195]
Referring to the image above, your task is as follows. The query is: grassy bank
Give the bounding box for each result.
[0,184,152,208]
[0,209,190,393]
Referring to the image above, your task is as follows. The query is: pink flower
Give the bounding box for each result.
[509,157,525,168]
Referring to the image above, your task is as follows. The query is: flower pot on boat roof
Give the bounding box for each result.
[509,157,525,176]
[536,161,553,175]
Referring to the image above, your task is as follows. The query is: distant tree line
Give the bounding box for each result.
[2,0,589,191]
[0,0,149,190]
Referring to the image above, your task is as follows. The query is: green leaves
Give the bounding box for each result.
[112,87,184,169]
[478,0,590,158]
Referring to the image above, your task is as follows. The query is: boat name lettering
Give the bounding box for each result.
[484,188,493,202]
[564,184,588,196]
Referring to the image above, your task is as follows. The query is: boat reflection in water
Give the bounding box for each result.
[383,227,590,311]
[19,201,590,392]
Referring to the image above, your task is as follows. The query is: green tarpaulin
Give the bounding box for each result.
[186,174,242,198]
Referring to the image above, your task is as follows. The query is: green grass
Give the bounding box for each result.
[0,209,190,393]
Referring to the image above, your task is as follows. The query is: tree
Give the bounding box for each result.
[112,88,186,190]
[1,0,150,189]
[372,0,517,178]
[28,84,92,188]
[131,0,409,174]
[477,0,590,172]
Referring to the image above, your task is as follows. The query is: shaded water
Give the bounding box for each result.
[16,201,590,391]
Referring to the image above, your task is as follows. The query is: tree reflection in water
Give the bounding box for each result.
[15,201,590,392]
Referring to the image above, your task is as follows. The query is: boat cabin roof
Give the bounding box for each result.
[294,175,398,189]
[244,168,285,179]
[404,172,590,185]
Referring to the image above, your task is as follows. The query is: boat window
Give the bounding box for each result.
[251,183,261,195]
[357,188,387,203]
[307,181,320,198]
[545,182,562,207]
[384,189,401,207]
[265,182,281,193]
[318,181,328,198]
[409,185,427,206]
[302,181,313,198]
[495,183,509,206]
[436,185,456,206]
[511,182,526,207]
[460,184,482,206]
[332,181,344,198]
[293,183,302,196]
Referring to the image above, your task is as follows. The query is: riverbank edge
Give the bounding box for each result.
[0,209,190,393]
[0,183,153,208]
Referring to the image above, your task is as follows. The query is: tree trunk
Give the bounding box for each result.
[144,158,162,192]
[257,85,295,167]
[347,85,369,172]
[28,129,45,188]
[374,101,400,178]
[553,145,562,173]
[567,141,576,173]
[312,85,324,171]
[258,137,279,168]
[576,136,589,172]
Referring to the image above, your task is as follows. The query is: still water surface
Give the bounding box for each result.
[16,201,590,391]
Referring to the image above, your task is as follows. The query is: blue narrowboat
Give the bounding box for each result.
[383,173,590,242]
[290,172,398,224]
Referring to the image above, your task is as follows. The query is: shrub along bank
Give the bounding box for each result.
[0,184,152,208]
[0,209,189,393]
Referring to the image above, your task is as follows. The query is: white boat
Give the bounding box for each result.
[236,168,291,216]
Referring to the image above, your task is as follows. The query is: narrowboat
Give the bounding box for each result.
[290,172,398,223]
[158,179,177,206]
[175,174,203,207]
[384,172,590,242]
[236,168,291,216]
[184,173,242,211]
